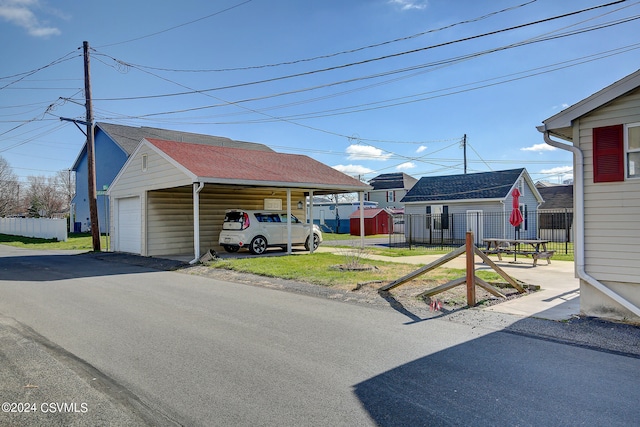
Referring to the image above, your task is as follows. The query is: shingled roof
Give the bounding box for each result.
[145,138,370,192]
[402,168,526,203]
[537,184,573,209]
[368,172,418,190]
[97,122,272,154]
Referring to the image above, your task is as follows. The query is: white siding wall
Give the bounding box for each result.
[578,88,640,281]
[109,145,192,197]
[577,87,640,320]
[109,144,192,256]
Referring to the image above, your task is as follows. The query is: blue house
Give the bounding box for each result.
[71,122,272,233]
[400,168,543,245]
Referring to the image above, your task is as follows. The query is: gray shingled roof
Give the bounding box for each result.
[97,122,273,155]
[402,168,525,203]
[368,172,418,190]
[537,184,573,209]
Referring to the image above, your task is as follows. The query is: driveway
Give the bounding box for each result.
[0,245,638,426]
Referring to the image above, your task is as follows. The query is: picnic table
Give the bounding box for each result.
[482,238,555,266]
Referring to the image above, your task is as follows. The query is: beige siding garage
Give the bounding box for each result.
[108,137,371,259]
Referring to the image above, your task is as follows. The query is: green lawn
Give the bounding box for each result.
[0,233,108,251]
[207,252,502,288]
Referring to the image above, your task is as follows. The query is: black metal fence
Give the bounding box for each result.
[389,209,574,255]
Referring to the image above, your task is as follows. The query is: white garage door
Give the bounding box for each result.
[117,197,141,254]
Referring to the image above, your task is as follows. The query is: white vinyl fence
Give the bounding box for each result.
[0,217,68,242]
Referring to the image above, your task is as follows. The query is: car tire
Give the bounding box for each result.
[305,233,320,251]
[249,236,268,255]
[223,245,239,253]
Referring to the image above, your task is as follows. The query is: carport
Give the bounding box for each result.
[108,138,371,262]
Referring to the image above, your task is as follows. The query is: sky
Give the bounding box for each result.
[1,0,639,188]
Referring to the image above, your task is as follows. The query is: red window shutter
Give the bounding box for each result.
[593,124,624,183]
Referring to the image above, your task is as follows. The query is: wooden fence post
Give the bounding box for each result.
[466,232,476,306]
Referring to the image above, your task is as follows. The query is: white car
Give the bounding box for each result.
[219,209,323,255]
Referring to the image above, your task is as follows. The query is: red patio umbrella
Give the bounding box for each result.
[509,188,523,228]
[509,188,524,261]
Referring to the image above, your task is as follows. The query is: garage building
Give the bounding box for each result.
[108,138,371,261]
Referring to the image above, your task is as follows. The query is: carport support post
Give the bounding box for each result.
[465,232,476,306]
[286,189,292,254]
[308,190,314,254]
[190,182,204,264]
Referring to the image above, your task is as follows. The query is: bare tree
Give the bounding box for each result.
[55,169,75,212]
[25,175,65,218]
[0,156,19,217]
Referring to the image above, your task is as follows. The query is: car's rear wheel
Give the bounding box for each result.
[305,233,320,251]
[223,245,239,253]
[249,236,268,255]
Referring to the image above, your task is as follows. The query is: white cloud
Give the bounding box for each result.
[396,162,416,170]
[552,103,570,111]
[416,145,427,153]
[540,166,573,183]
[521,143,556,152]
[332,164,373,177]
[346,144,392,161]
[389,0,428,11]
[0,0,61,37]
[541,166,573,175]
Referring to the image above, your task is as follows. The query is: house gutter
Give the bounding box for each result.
[541,130,640,317]
[190,182,205,265]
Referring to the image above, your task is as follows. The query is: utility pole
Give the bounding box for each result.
[462,134,467,174]
[84,41,101,251]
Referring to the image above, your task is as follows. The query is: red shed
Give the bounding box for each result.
[349,208,392,236]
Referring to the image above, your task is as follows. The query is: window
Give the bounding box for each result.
[387,190,395,202]
[626,123,640,178]
[593,125,624,182]
[142,154,148,172]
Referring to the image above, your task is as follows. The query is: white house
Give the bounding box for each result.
[366,172,417,210]
[539,68,640,322]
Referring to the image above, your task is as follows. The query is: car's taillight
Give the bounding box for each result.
[242,212,250,230]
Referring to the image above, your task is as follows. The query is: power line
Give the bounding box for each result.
[107,39,637,128]
[89,1,631,102]
[124,0,540,73]
[95,0,255,48]
[0,50,79,90]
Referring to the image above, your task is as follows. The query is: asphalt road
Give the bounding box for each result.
[0,245,639,426]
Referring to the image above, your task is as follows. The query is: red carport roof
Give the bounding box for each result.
[146,138,370,190]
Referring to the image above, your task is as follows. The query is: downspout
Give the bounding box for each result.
[499,200,506,239]
[542,131,640,317]
[190,182,205,264]
[359,191,365,248]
